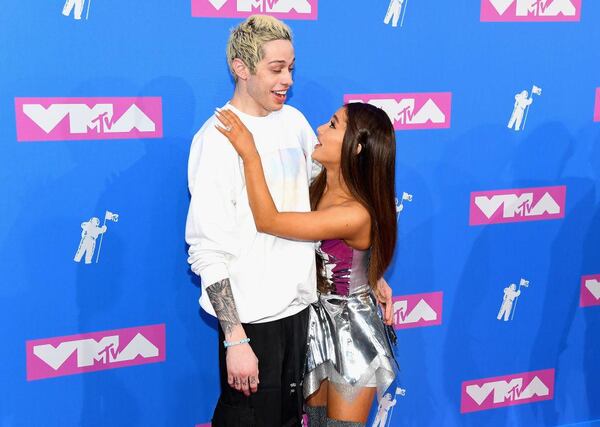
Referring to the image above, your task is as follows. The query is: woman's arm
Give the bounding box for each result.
[215,109,368,242]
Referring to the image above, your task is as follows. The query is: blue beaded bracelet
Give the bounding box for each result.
[223,338,250,348]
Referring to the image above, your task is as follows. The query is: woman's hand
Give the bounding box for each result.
[215,109,259,161]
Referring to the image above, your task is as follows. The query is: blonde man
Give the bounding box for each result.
[185,15,316,426]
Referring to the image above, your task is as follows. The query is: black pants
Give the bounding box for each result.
[212,307,310,427]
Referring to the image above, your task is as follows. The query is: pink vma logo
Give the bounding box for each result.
[26,324,166,380]
[461,369,555,413]
[481,0,581,22]
[392,292,443,330]
[344,93,452,131]
[192,0,318,20]
[469,186,566,226]
[15,97,163,142]
[594,89,600,122]
[580,274,600,307]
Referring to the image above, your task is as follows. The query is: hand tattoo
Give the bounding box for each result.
[206,278,241,338]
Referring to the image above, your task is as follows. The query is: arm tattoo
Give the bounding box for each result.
[206,278,241,338]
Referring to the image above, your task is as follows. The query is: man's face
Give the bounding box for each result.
[245,39,295,115]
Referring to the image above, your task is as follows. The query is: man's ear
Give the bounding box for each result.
[232,58,249,81]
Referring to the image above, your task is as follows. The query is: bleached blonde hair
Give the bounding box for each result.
[226,15,293,81]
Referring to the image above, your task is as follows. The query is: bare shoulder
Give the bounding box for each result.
[330,199,371,227]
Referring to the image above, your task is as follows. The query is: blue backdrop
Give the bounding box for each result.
[1,1,599,426]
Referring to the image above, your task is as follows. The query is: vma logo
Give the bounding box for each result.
[392,291,443,330]
[15,97,163,142]
[192,0,318,20]
[461,369,555,413]
[481,0,581,22]
[469,186,566,226]
[580,274,600,307]
[26,324,166,381]
[344,93,452,131]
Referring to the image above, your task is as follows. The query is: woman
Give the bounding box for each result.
[215,102,398,426]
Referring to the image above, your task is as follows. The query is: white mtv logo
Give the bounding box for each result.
[466,376,549,405]
[488,0,577,16]
[585,279,600,300]
[393,299,437,324]
[349,98,446,125]
[475,192,560,219]
[33,333,159,370]
[209,0,312,13]
[22,104,156,135]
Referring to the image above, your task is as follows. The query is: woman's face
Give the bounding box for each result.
[312,106,347,166]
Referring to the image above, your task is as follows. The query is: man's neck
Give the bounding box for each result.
[230,86,270,117]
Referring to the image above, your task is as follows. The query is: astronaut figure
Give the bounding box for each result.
[62,0,85,20]
[384,0,405,27]
[74,217,107,264]
[497,284,521,321]
[372,391,398,427]
[507,90,533,131]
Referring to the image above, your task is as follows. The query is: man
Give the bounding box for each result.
[185,15,393,426]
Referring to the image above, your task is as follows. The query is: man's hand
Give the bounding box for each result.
[375,277,394,325]
[226,343,260,397]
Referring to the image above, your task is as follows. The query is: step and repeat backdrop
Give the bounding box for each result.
[1,1,599,426]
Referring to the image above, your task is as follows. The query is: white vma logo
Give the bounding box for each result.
[33,334,159,370]
[585,279,600,300]
[211,0,312,13]
[393,299,438,324]
[466,376,550,405]
[475,192,560,219]
[22,104,156,135]
[488,0,577,16]
[359,98,446,125]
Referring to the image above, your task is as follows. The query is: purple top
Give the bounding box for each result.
[317,239,370,296]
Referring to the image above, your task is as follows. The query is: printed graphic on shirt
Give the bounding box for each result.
[74,211,119,265]
[497,278,530,321]
[507,86,542,131]
[481,0,581,22]
[192,0,318,20]
[384,0,408,28]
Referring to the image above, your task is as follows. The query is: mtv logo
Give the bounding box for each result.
[481,0,581,22]
[344,93,452,131]
[26,324,166,380]
[392,291,443,330]
[191,0,318,19]
[15,97,163,142]
[461,369,555,413]
[580,274,600,307]
[469,186,566,225]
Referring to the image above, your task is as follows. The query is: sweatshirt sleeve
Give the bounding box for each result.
[185,121,241,290]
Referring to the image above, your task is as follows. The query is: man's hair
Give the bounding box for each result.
[226,15,293,81]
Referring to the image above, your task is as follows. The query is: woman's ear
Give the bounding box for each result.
[232,58,249,81]
[356,143,363,155]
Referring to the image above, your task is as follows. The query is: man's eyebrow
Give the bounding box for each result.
[268,58,296,65]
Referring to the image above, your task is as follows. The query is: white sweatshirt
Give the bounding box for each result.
[185,103,319,323]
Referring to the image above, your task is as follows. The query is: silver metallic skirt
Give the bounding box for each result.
[303,287,398,402]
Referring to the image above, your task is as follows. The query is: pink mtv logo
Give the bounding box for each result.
[344,93,452,131]
[469,186,566,226]
[594,89,600,122]
[392,291,443,330]
[481,0,581,22]
[15,97,163,142]
[26,324,166,381]
[580,274,600,307]
[191,0,318,20]
[461,368,555,413]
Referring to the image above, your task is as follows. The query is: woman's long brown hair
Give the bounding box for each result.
[310,102,397,290]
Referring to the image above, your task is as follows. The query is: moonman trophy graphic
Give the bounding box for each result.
[497,278,530,321]
[507,86,542,131]
[372,386,405,427]
[396,192,413,217]
[73,210,119,265]
[384,0,407,28]
[62,0,92,20]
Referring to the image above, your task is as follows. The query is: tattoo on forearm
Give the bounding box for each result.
[206,278,241,337]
